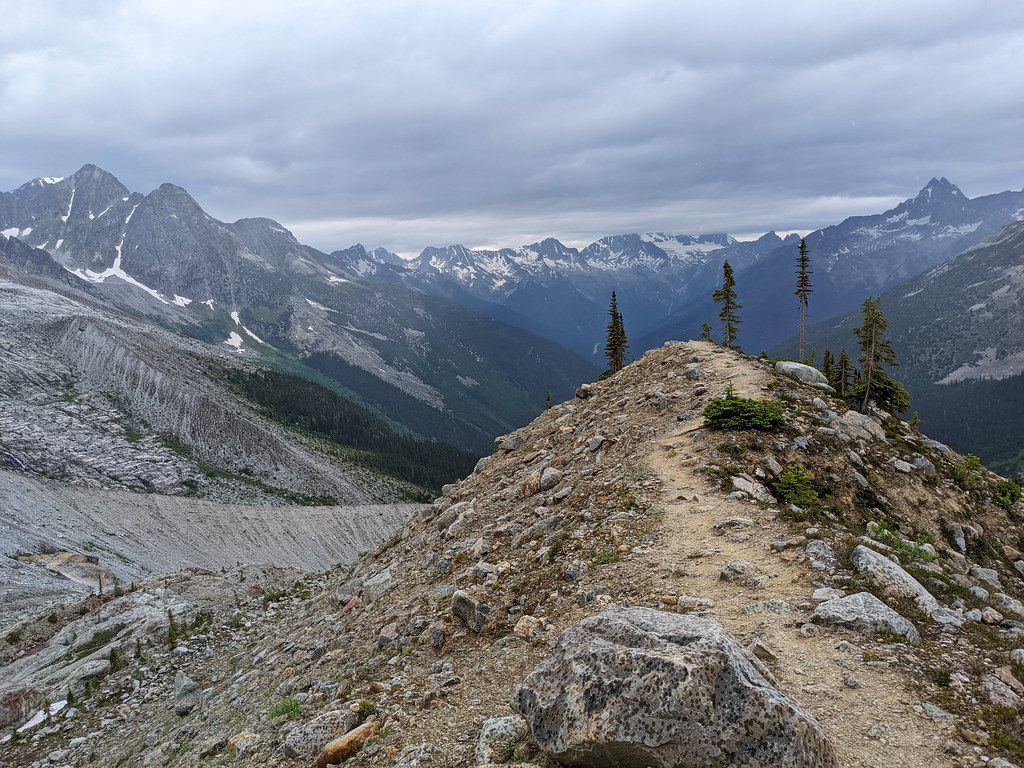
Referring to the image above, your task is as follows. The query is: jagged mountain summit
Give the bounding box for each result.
[3,342,1024,766]
[332,231,792,357]
[0,166,598,456]
[637,177,1024,355]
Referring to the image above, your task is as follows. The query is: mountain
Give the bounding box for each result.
[332,231,791,358]
[782,219,1024,476]
[0,232,477,504]
[0,166,599,457]
[636,178,1024,356]
[5,341,1024,765]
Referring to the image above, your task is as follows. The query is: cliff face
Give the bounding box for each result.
[4,342,1024,767]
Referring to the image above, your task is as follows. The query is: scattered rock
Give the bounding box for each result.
[774,361,829,387]
[284,709,362,759]
[316,718,379,768]
[451,590,493,633]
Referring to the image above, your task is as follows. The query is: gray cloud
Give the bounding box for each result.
[2,1,1022,255]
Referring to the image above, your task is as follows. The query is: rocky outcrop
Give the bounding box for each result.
[850,545,963,626]
[775,361,831,388]
[810,592,920,644]
[514,607,838,768]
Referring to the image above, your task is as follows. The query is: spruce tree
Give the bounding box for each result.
[821,349,834,383]
[851,297,909,413]
[712,260,741,350]
[795,238,812,361]
[833,347,853,395]
[699,323,712,342]
[604,291,629,374]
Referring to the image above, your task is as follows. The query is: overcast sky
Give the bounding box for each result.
[2,1,1022,256]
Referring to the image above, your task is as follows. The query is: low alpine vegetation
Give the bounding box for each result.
[702,388,786,432]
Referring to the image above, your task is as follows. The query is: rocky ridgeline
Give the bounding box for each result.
[4,341,1024,768]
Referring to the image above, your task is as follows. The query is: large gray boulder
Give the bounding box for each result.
[850,545,962,626]
[775,361,830,388]
[810,592,920,644]
[513,607,838,768]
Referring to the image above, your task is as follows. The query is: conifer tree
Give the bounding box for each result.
[821,349,835,383]
[795,238,812,361]
[604,291,629,374]
[712,260,741,349]
[851,297,909,413]
[833,347,853,395]
[699,323,713,342]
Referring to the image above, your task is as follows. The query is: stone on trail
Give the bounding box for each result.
[451,590,493,633]
[513,606,838,768]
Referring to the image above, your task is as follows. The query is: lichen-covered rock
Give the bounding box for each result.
[284,709,361,759]
[810,592,920,644]
[476,715,528,764]
[513,606,838,768]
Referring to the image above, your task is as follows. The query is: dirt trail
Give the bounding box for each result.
[642,349,960,768]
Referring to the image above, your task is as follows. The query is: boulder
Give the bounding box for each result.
[775,361,830,387]
[476,715,528,764]
[850,545,957,624]
[513,607,838,768]
[539,467,563,492]
[839,411,887,442]
[730,476,776,503]
[284,709,361,759]
[810,592,920,644]
[315,719,378,768]
[451,590,493,633]
[173,670,201,716]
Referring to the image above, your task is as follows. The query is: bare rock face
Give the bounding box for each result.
[513,606,838,768]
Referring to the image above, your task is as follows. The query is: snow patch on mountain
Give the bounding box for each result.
[938,347,1024,384]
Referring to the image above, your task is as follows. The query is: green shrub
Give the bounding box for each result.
[703,391,785,432]
[772,465,820,510]
[993,479,1022,513]
[268,697,302,720]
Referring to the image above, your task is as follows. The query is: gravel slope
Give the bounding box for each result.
[0,468,419,627]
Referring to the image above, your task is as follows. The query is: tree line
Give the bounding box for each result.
[601,238,909,414]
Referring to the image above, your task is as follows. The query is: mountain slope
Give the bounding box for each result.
[0,166,598,456]
[780,219,1024,476]
[5,343,1024,766]
[637,178,1024,355]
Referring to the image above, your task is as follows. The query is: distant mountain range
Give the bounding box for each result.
[332,231,795,357]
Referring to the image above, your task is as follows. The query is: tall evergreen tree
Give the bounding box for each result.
[821,349,835,384]
[833,347,853,395]
[604,291,629,374]
[795,238,812,361]
[851,297,909,413]
[712,260,741,350]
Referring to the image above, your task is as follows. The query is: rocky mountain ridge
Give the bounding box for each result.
[4,342,1024,767]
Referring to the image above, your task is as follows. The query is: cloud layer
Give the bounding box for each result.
[2,1,1022,254]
